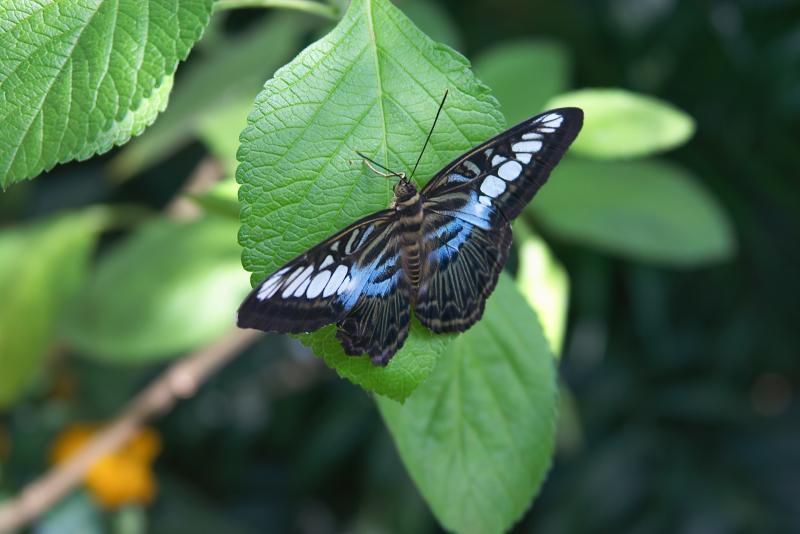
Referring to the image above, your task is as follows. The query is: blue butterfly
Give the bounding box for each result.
[238,95,583,365]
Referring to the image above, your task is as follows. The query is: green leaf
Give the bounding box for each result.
[110,12,311,180]
[63,217,250,363]
[546,88,695,159]
[378,275,558,534]
[0,0,214,187]
[474,40,571,125]
[0,208,108,408]
[531,158,737,265]
[237,0,504,396]
[302,321,454,402]
[514,221,569,356]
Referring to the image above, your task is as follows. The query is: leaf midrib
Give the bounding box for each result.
[364,0,391,207]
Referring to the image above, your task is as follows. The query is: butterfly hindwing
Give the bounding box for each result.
[421,108,584,220]
[414,208,512,333]
[237,211,396,334]
[336,231,411,365]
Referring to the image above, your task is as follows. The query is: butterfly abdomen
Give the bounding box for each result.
[395,191,425,291]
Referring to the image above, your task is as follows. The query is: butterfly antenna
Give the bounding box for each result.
[356,151,405,179]
[410,89,448,180]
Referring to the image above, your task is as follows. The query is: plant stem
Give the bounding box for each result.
[214,0,339,20]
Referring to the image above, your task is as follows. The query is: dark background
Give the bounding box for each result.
[2,0,799,532]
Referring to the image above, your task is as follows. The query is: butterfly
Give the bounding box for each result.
[238,94,583,366]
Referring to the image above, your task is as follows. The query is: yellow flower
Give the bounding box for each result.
[50,424,161,508]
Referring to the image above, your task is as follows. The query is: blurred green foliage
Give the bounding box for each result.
[1,0,798,533]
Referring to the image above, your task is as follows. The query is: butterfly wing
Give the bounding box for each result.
[237,210,410,365]
[415,107,583,332]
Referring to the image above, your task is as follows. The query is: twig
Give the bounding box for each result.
[0,328,261,533]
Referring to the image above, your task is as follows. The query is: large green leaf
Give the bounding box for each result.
[378,275,558,534]
[0,208,108,408]
[546,88,695,159]
[63,217,250,363]
[237,0,505,399]
[531,158,737,265]
[0,0,214,187]
[474,40,571,125]
[110,12,310,180]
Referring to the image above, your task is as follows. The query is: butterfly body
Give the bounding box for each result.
[394,179,425,290]
[238,107,584,366]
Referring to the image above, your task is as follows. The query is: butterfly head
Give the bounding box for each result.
[393,175,417,202]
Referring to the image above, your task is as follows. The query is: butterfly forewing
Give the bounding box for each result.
[237,211,396,334]
[421,108,583,220]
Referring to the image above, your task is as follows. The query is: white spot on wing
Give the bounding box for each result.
[491,155,507,166]
[513,140,542,153]
[306,270,331,298]
[283,266,304,286]
[330,241,340,252]
[498,160,522,181]
[478,195,492,206]
[516,153,532,164]
[337,275,351,295]
[323,265,348,297]
[293,276,311,297]
[257,277,281,300]
[345,229,360,254]
[282,265,313,298]
[463,160,481,176]
[320,255,334,269]
[538,127,556,133]
[356,224,375,250]
[256,267,290,300]
[547,115,563,127]
[480,175,506,198]
[539,113,562,126]
[522,132,542,140]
